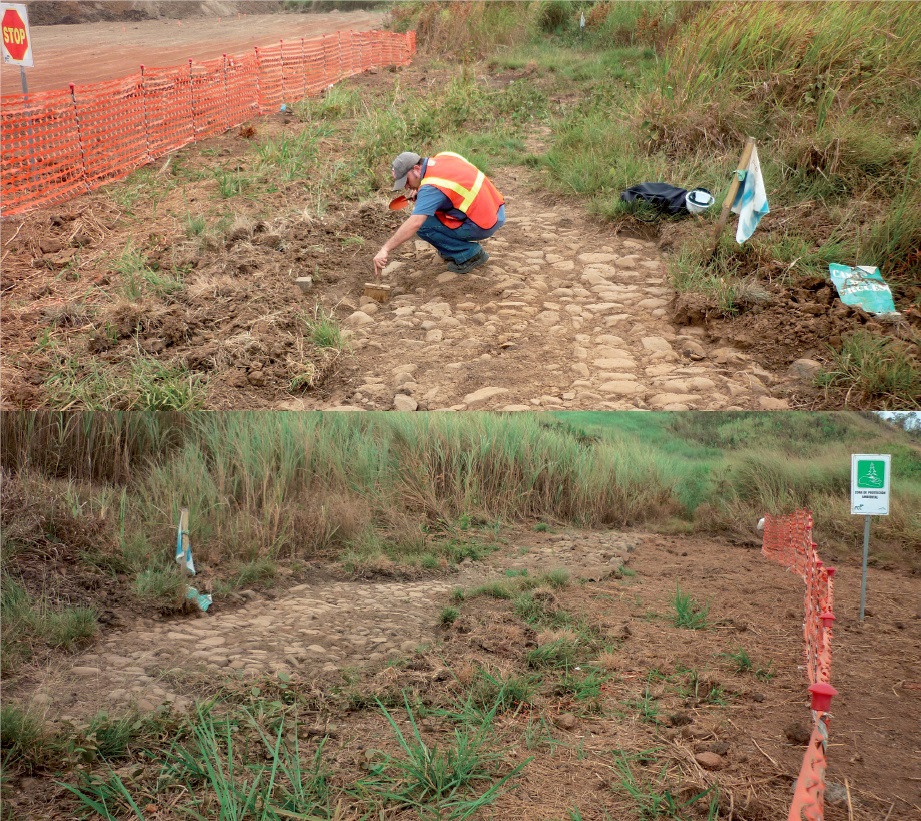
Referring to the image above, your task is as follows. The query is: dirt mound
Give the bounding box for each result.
[27,2,282,26]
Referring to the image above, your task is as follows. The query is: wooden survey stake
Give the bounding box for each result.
[710,137,756,258]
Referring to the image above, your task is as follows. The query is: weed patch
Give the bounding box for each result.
[671,585,709,630]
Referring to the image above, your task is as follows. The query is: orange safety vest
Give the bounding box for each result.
[420,152,505,230]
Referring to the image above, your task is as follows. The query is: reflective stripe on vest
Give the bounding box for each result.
[420,152,503,230]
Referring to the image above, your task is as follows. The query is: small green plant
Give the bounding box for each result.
[534,522,549,532]
[722,647,775,682]
[185,213,207,236]
[357,693,531,818]
[523,714,561,752]
[135,566,187,608]
[0,703,60,772]
[513,592,569,628]
[438,669,536,726]
[527,637,581,669]
[301,305,344,350]
[213,167,249,198]
[672,585,709,630]
[554,668,609,713]
[677,669,729,706]
[625,685,660,725]
[541,568,571,590]
[440,606,459,626]
[467,580,514,600]
[451,587,465,604]
[613,750,718,820]
[112,243,183,299]
[60,765,149,820]
[723,647,753,673]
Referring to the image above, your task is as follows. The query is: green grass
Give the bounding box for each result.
[440,606,460,627]
[301,305,345,350]
[527,637,582,670]
[553,668,609,713]
[134,567,187,607]
[0,703,60,772]
[465,581,514,601]
[213,166,250,198]
[541,568,571,590]
[356,693,530,818]
[184,213,207,237]
[671,585,710,630]
[722,647,775,682]
[2,410,919,617]
[112,243,183,299]
[613,750,718,820]
[1,576,97,668]
[624,685,660,726]
[44,355,205,411]
[819,331,921,409]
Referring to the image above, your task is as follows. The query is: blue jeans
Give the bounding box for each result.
[416,205,506,264]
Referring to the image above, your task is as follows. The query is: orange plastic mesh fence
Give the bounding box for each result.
[762,511,837,821]
[1,29,415,216]
[787,719,831,821]
[761,510,834,685]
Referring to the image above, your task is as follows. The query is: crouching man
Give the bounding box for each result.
[373,151,505,277]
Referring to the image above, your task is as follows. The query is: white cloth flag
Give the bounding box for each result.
[175,507,195,574]
[731,145,769,243]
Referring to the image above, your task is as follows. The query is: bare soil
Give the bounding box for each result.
[3,526,920,820]
[0,9,386,94]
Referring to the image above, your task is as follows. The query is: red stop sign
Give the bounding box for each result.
[2,8,29,61]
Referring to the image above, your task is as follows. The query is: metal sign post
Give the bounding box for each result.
[850,453,891,621]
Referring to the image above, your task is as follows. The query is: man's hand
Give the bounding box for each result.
[373,247,389,278]
[373,214,425,279]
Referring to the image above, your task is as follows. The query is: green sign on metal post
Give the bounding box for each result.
[851,453,891,621]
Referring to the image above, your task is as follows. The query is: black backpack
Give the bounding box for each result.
[619,182,691,216]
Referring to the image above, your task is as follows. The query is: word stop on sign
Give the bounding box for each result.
[1,3,33,66]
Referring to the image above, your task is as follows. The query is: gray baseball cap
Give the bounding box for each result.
[391,151,422,190]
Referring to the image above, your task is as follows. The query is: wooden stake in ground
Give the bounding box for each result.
[709,136,756,260]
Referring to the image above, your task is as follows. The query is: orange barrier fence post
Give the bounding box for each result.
[68,84,90,195]
[253,46,264,116]
[140,66,151,163]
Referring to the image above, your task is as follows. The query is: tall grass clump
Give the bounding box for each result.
[357,693,530,817]
[819,331,921,410]
[392,1,536,59]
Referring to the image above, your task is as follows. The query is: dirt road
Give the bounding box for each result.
[305,173,796,413]
[0,10,385,94]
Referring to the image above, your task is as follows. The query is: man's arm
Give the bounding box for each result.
[373,214,426,277]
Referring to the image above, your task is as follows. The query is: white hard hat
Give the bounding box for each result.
[686,189,715,214]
